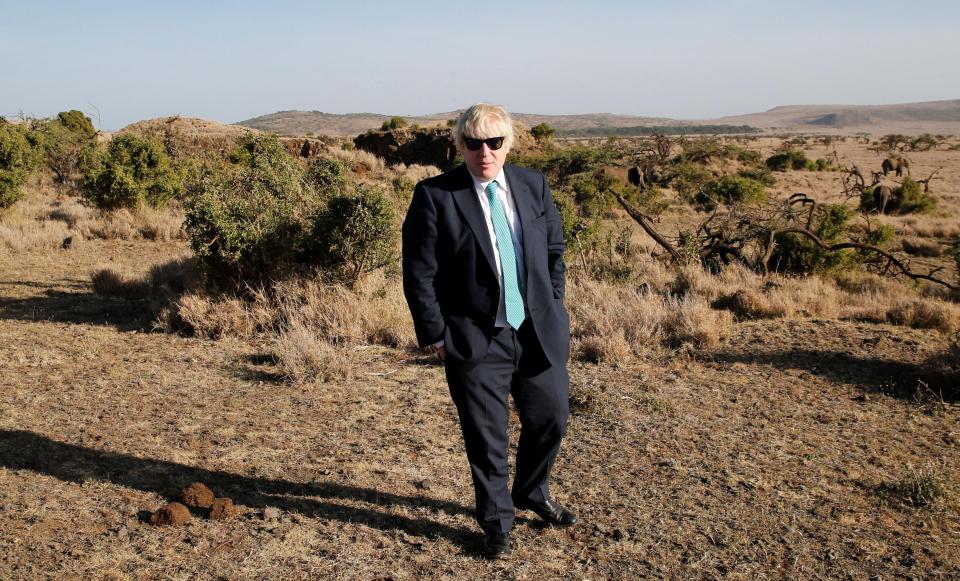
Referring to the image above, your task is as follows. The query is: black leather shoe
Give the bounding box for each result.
[482,531,512,559]
[516,498,578,526]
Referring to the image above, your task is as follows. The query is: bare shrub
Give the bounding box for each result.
[567,277,731,357]
[711,289,784,320]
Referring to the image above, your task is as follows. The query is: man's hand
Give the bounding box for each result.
[433,344,447,361]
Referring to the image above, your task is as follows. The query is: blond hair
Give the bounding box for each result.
[453,103,515,153]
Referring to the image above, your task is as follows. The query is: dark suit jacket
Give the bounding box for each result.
[402,163,569,367]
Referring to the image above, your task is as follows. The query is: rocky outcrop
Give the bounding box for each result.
[354,126,458,168]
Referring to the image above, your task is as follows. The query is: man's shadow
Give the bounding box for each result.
[0,429,476,551]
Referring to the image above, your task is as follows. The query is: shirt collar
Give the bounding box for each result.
[470,168,508,194]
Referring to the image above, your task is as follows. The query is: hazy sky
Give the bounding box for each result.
[3,0,958,130]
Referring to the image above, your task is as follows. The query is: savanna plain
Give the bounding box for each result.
[0,115,958,579]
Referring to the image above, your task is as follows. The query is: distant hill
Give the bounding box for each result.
[235,99,960,137]
[710,99,960,134]
[235,110,751,138]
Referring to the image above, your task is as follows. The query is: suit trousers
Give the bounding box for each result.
[443,320,569,535]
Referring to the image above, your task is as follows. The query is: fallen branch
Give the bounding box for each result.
[773,227,957,290]
[614,191,683,262]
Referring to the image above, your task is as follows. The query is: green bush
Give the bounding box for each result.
[736,167,777,186]
[891,178,936,214]
[770,203,853,274]
[81,134,184,209]
[553,188,600,266]
[308,185,398,284]
[185,135,322,288]
[810,157,837,172]
[568,170,617,217]
[735,148,762,165]
[670,162,712,202]
[0,123,40,209]
[381,116,407,130]
[514,146,618,185]
[698,175,767,208]
[306,156,349,198]
[765,149,809,171]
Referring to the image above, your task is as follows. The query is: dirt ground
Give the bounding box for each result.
[1,236,957,580]
[1,137,959,579]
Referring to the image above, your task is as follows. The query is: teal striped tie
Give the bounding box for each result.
[486,181,525,329]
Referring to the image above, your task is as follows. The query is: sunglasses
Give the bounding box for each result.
[463,136,505,151]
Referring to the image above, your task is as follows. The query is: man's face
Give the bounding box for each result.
[463,134,511,181]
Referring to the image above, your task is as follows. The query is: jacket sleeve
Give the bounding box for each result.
[542,172,566,299]
[402,181,446,347]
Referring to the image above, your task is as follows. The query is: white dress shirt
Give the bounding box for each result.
[471,168,526,328]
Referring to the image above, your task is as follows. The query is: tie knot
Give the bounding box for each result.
[485,181,498,198]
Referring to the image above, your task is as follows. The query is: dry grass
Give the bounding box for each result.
[901,237,944,257]
[567,276,733,362]
[1,185,185,254]
[885,299,960,334]
[91,266,150,299]
[167,291,274,339]
[275,320,354,382]
[79,204,185,242]
[328,147,440,190]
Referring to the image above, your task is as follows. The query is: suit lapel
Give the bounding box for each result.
[503,165,538,280]
[450,165,498,277]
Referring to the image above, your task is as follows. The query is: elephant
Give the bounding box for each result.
[873,185,893,214]
[627,166,645,188]
[881,157,910,177]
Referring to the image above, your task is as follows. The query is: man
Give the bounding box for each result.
[402,103,576,559]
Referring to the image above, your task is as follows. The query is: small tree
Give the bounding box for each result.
[37,110,98,190]
[890,178,936,214]
[530,122,556,142]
